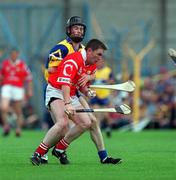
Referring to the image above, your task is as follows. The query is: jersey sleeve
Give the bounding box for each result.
[22,62,33,82]
[44,44,69,81]
[47,44,69,68]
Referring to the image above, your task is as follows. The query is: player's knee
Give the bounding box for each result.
[55,120,68,131]
[80,119,92,130]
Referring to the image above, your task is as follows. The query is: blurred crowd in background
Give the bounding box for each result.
[106,68,176,132]
[0,0,175,135]
[0,45,175,135]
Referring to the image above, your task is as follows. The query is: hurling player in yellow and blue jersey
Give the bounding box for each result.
[44,16,86,81]
[39,16,122,165]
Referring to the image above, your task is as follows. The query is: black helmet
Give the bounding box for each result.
[66,16,86,43]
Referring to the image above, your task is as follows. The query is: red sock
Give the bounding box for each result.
[35,142,49,156]
[55,139,69,151]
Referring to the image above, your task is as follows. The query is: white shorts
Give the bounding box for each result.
[1,85,25,101]
[45,84,81,108]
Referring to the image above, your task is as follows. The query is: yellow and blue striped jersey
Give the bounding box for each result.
[44,37,84,81]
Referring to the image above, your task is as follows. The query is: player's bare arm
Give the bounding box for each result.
[61,85,75,116]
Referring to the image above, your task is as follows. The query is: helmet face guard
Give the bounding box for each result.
[66,16,86,43]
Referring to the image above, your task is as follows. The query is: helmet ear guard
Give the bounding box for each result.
[66,16,86,42]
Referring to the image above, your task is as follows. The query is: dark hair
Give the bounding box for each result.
[85,39,107,51]
[9,47,20,52]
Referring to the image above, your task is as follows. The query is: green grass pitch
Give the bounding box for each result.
[0,130,176,180]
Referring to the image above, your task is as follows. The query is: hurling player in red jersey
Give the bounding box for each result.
[0,48,33,136]
[31,39,122,165]
[39,16,122,165]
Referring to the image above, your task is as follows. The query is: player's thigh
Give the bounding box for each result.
[79,96,90,108]
[1,85,11,110]
[49,111,57,124]
[11,100,23,115]
[50,99,68,124]
[0,97,10,110]
[45,84,68,125]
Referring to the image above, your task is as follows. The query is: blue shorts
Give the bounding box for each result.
[90,96,110,106]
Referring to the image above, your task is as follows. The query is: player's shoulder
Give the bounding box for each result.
[17,59,27,66]
[75,51,85,67]
[59,38,85,50]
[1,59,10,65]
[65,51,83,65]
[51,39,68,51]
[65,51,82,60]
[49,39,69,57]
[1,58,8,62]
[58,38,72,49]
[59,38,69,44]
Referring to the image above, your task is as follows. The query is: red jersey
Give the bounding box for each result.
[48,50,97,96]
[0,59,32,87]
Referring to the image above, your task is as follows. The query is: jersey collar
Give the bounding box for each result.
[9,59,20,65]
[66,37,83,51]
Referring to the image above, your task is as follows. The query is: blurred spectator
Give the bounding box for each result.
[0,101,39,131]
[0,48,33,136]
[140,68,175,130]
[22,101,40,129]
